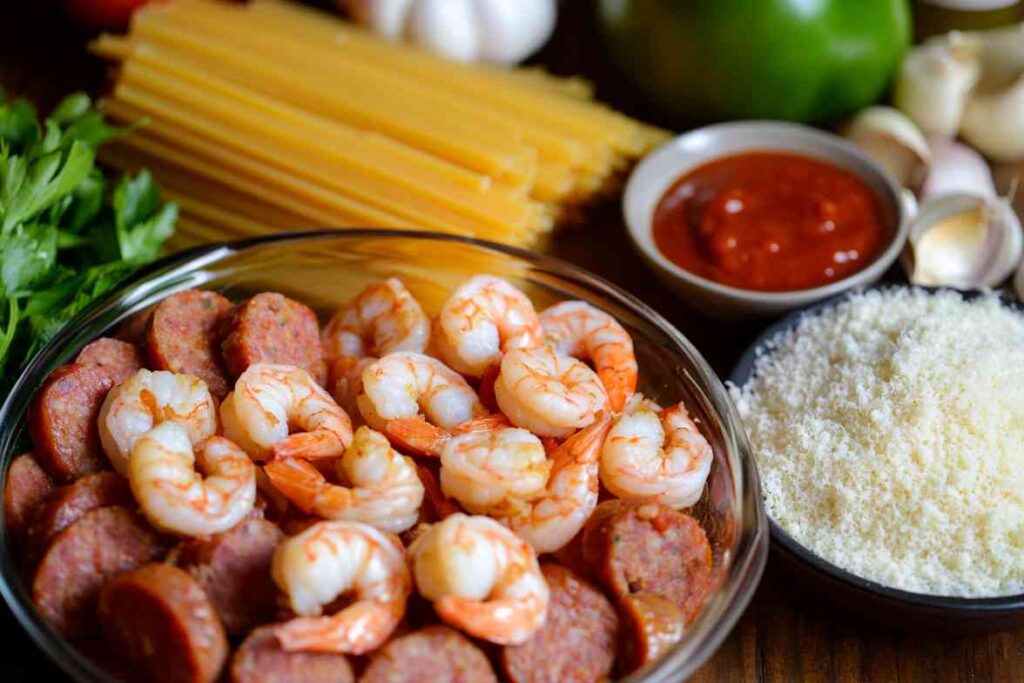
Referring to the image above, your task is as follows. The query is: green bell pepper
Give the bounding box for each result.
[597,0,912,124]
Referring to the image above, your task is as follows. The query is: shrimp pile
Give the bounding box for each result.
[27,274,717,675]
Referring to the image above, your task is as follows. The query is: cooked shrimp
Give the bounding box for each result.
[221,364,353,462]
[322,278,430,360]
[434,275,543,377]
[263,426,424,533]
[327,355,374,427]
[494,345,609,438]
[439,428,552,515]
[129,422,256,536]
[409,513,549,645]
[357,352,485,433]
[495,412,611,553]
[272,520,410,654]
[384,413,511,457]
[540,300,638,412]
[98,369,218,475]
[601,395,713,509]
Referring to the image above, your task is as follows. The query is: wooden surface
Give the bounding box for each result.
[4,3,1024,681]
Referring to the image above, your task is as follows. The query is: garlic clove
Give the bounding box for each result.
[903,193,1023,288]
[894,32,981,138]
[840,106,931,189]
[961,74,1024,162]
[920,139,996,201]
[973,22,1024,93]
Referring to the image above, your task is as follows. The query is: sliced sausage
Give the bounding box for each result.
[582,500,712,624]
[32,506,167,637]
[230,625,354,683]
[24,471,132,568]
[616,593,685,675]
[146,290,233,399]
[116,308,154,345]
[360,625,497,683]
[75,338,143,384]
[220,292,325,384]
[28,363,115,482]
[99,563,228,683]
[501,563,618,683]
[3,453,54,543]
[170,517,284,635]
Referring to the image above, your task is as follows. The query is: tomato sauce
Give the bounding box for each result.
[651,152,887,292]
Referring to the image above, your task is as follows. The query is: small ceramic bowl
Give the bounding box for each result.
[623,121,908,318]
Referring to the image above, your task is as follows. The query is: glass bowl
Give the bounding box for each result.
[0,230,767,682]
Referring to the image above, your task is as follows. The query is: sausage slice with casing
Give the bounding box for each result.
[360,625,497,683]
[501,563,619,683]
[230,625,354,683]
[99,563,228,683]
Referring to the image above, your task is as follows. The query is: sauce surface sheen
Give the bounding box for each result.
[652,152,887,292]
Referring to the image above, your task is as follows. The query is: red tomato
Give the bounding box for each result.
[62,0,165,30]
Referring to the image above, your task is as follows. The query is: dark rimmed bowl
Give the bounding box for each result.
[0,230,768,682]
[729,284,1024,632]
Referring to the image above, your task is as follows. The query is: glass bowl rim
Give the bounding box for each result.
[0,228,769,682]
[728,282,1024,612]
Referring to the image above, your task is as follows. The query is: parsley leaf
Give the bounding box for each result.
[0,91,176,388]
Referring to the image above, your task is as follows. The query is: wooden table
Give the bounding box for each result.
[4,3,1024,681]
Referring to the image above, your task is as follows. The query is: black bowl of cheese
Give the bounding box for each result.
[729,284,1024,631]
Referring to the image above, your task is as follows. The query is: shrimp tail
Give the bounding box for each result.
[452,413,513,434]
[553,411,612,466]
[435,595,541,646]
[272,429,351,460]
[274,602,399,654]
[386,417,449,456]
[540,437,560,456]
[599,367,637,413]
[264,458,350,516]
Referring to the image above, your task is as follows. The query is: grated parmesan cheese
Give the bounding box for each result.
[729,289,1024,597]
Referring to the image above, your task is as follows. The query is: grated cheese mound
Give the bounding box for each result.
[729,289,1024,597]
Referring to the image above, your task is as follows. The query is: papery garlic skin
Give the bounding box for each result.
[840,106,931,189]
[894,33,981,138]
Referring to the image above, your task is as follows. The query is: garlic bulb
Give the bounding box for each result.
[903,193,1023,288]
[893,32,981,138]
[920,140,996,201]
[840,106,931,189]
[338,0,558,65]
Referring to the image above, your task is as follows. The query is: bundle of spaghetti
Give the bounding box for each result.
[93,0,671,249]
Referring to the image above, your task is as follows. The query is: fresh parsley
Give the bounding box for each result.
[0,90,176,388]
